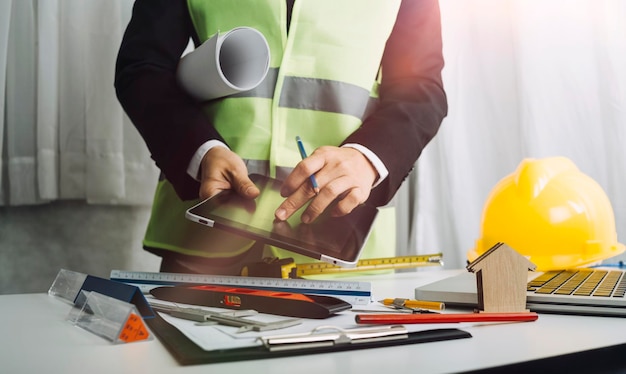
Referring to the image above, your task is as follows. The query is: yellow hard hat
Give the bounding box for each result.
[468,157,625,271]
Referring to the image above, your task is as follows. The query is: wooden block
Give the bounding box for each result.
[467,242,537,313]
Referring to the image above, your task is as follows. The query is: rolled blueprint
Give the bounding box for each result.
[176,27,270,101]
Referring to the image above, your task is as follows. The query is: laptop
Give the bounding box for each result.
[415,268,626,317]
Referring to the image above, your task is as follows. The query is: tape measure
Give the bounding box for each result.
[278,253,442,278]
[110,270,372,305]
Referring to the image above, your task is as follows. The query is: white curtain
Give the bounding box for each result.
[0,0,158,206]
[410,0,626,268]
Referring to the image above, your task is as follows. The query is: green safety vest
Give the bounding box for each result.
[144,0,401,265]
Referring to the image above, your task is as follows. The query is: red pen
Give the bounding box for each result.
[355,312,538,324]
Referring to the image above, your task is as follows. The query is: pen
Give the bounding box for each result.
[379,298,445,311]
[355,312,539,324]
[295,136,320,195]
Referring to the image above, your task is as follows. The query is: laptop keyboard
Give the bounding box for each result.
[527,269,626,298]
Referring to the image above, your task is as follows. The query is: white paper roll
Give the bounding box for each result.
[176,27,270,101]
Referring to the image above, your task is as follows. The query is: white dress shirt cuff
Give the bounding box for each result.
[341,143,389,188]
[187,140,229,181]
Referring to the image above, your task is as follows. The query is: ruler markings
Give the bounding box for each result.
[110,270,372,305]
[294,253,443,277]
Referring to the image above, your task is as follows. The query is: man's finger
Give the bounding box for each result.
[274,183,316,221]
[231,173,260,199]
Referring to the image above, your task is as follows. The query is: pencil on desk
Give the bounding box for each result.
[295,136,320,195]
[379,298,445,311]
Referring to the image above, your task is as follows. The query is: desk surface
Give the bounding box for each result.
[3,269,626,374]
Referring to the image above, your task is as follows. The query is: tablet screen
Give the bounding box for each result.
[185,174,378,266]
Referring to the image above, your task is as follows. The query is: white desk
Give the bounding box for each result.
[3,269,626,374]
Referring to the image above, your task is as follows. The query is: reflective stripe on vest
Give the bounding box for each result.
[227,69,379,119]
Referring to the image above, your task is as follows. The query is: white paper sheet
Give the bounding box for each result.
[154,299,466,352]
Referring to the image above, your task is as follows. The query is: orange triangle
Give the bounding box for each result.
[118,313,150,343]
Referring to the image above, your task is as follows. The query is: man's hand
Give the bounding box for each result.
[198,146,259,200]
[274,146,377,223]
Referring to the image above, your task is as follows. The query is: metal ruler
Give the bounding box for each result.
[110,270,372,305]
[292,253,443,277]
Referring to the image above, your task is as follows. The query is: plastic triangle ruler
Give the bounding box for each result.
[110,270,372,305]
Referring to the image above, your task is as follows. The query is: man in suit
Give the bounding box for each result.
[115,0,447,274]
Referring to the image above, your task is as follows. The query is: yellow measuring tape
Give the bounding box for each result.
[241,253,443,279]
[292,253,443,278]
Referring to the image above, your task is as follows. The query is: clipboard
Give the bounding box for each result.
[146,313,471,365]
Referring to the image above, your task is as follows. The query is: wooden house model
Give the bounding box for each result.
[467,242,537,313]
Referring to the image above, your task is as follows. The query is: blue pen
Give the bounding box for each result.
[295,136,320,195]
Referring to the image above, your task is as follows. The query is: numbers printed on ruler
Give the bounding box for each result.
[294,253,443,277]
[110,270,373,305]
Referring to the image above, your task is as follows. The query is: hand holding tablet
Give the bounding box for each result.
[186,174,378,267]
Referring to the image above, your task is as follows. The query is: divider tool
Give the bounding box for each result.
[149,303,301,332]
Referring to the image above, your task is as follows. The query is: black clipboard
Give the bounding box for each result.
[146,313,472,365]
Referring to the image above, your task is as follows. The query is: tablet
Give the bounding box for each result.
[185,174,378,267]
